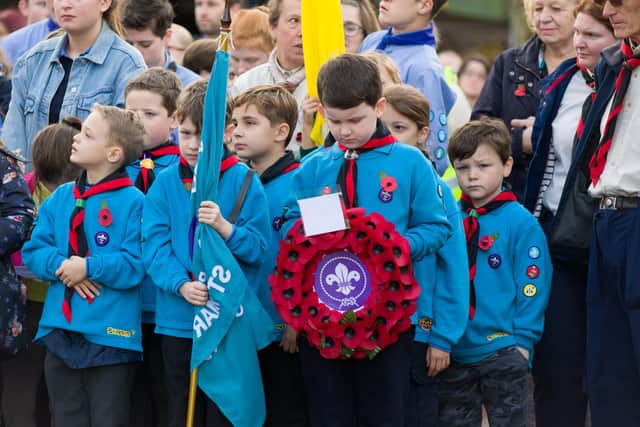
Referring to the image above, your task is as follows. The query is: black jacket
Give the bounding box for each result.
[0,149,34,355]
[472,36,546,201]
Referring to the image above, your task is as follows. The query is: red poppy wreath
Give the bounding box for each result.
[270,208,420,359]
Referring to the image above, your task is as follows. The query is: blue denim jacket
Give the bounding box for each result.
[2,22,146,163]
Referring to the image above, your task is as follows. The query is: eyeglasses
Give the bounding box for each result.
[594,0,623,6]
[343,22,364,37]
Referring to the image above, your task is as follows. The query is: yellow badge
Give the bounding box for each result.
[418,317,433,331]
[140,158,155,170]
[523,284,537,297]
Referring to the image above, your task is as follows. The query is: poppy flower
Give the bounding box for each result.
[514,84,527,97]
[98,208,112,227]
[478,235,495,251]
[342,322,371,350]
[318,325,345,359]
[380,176,398,193]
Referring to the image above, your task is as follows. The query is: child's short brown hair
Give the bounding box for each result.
[448,117,512,164]
[182,39,217,76]
[230,8,274,53]
[125,67,183,114]
[31,116,82,186]
[92,105,146,166]
[233,85,299,142]
[176,80,207,135]
[120,0,174,38]
[317,53,382,109]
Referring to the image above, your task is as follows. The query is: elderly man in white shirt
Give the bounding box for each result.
[580,1,640,426]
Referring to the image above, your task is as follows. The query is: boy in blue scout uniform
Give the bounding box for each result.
[124,67,183,427]
[281,53,451,427]
[22,105,147,427]
[231,84,308,427]
[142,80,270,427]
[359,0,456,175]
[438,118,552,427]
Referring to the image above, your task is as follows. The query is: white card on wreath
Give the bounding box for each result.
[298,193,348,237]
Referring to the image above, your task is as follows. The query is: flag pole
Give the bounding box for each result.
[185,2,232,426]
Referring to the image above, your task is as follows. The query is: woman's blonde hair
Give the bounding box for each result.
[105,0,124,37]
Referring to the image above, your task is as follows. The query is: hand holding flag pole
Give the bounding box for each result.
[186,2,231,426]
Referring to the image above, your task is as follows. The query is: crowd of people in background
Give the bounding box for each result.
[0,0,638,426]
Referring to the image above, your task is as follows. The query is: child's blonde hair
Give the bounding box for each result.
[361,52,401,85]
[91,105,146,165]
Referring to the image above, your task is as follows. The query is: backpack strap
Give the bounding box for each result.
[228,170,255,224]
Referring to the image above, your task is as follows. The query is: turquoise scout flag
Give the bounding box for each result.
[190,49,275,427]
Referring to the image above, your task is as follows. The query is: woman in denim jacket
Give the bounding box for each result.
[1,0,145,166]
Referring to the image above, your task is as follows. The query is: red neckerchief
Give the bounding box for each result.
[64,169,133,323]
[461,191,518,320]
[589,39,640,185]
[336,121,396,208]
[575,60,596,142]
[135,142,180,194]
[178,153,239,193]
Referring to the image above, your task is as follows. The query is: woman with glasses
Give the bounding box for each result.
[341,0,379,54]
[472,0,578,201]
[523,1,616,426]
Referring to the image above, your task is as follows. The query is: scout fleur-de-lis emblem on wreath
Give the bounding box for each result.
[325,263,361,296]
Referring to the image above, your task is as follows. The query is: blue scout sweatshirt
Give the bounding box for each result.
[452,202,552,364]
[282,142,451,260]
[126,151,179,321]
[413,179,469,352]
[142,162,270,339]
[23,183,146,352]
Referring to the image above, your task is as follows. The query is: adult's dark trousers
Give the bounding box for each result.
[533,247,588,427]
[586,207,640,426]
[44,351,136,427]
[299,330,412,427]
[160,334,232,427]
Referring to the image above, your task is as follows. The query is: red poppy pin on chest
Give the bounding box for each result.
[514,83,527,97]
[378,171,397,203]
[98,200,113,227]
[478,233,499,251]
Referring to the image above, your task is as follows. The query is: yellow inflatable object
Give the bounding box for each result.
[302,0,345,146]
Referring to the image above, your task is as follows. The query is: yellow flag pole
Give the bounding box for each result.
[185,2,232,427]
[302,0,344,146]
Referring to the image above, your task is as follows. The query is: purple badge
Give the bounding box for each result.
[314,251,372,313]
[378,188,393,203]
[95,231,110,247]
[488,254,502,269]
